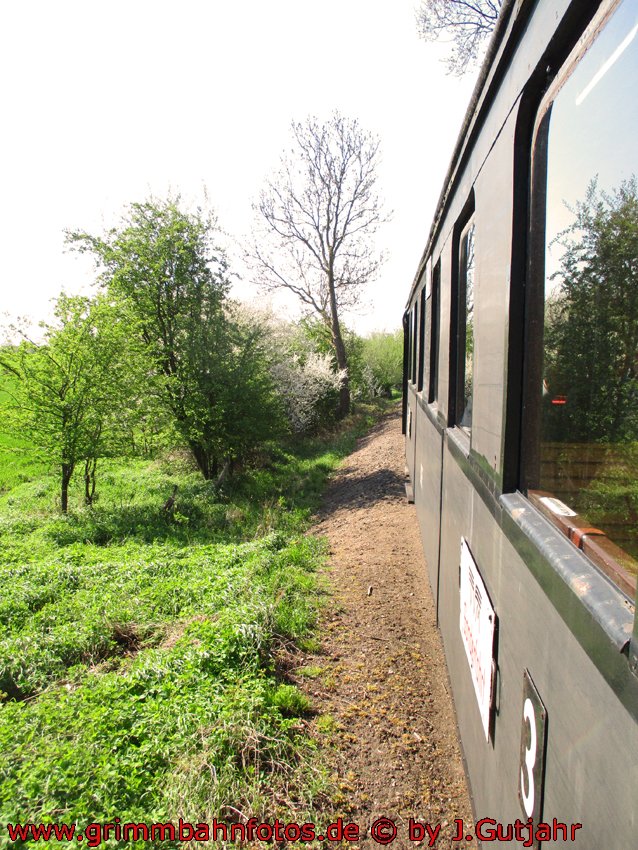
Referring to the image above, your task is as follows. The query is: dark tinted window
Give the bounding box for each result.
[418,287,426,392]
[412,303,418,384]
[429,260,440,404]
[407,305,414,384]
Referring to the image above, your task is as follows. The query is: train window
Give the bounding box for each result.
[527,0,638,596]
[429,260,440,404]
[418,287,426,392]
[412,302,418,385]
[407,305,414,384]
[410,303,415,385]
[456,218,475,432]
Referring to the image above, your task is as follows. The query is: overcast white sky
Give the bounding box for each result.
[0,0,477,336]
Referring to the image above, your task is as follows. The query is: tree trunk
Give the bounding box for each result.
[61,463,74,513]
[214,459,231,490]
[328,275,350,418]
[189,441,218,480]
[84,457,97,506]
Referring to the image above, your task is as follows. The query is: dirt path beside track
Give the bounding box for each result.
[296,406,475,849]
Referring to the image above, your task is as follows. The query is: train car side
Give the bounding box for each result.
[405,0,638,846]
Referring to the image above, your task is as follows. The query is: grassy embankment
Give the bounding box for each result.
[0,401,386,847]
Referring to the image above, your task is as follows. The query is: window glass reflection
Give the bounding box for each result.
[459,220,475,430]
[539,0,638,589]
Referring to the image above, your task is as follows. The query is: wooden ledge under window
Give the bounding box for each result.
[528,490,637,601]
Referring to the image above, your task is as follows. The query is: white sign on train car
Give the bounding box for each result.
[459,539,495,741]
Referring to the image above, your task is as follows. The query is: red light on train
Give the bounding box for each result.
[551,396,567,405]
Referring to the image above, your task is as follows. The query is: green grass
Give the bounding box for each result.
[1,536,323,838]
[295,665,324,679]
[0,388,46,494]
[0,399,387,847]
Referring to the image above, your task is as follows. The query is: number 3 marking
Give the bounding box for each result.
[520,697,536,817]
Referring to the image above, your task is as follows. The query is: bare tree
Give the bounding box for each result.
[251,112,388,418]
[416,0,502,76]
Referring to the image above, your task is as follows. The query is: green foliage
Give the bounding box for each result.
[544,177,638,442]
[540,178,638,571]
[0,296,145,511]
[361,330,403,397]
[295,665,324,678]
[0,506,324,839]
[0,398,387,839]
[0,537,322,838]
[316,714,339,735]
[297,316,339,360]
[297,321,404,400]
[217,306,286,460]
[0,379,45,493]
[297,316,369,408]
[266,684,312,716]
[67,197,284,481]
[297,317,359,371]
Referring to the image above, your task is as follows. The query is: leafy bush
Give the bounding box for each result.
[361,330,403,397]
[271,352,346,434]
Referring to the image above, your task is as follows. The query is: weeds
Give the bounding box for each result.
[0,399,388,845]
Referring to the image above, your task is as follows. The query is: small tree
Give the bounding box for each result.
[251,112,389,418]
[68,198,233,480]
[416,0,502,76]
[0,295,135,511]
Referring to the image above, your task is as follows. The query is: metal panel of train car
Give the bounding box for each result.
[414,399,444,610]
[404,0,638,846]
